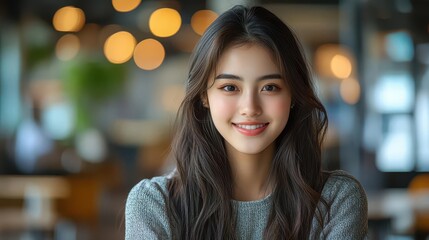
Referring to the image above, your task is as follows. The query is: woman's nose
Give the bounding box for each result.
[239,91,262,117]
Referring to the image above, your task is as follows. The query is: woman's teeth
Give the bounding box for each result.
[236,124,265,130]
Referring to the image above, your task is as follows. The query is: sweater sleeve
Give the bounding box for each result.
[315,172,368,239]
[125,178,171,240]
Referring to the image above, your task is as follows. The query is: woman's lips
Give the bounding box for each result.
[232,122,269,136]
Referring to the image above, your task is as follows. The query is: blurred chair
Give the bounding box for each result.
[408,174,429,240]
[55,160,125,240]
[57,176,100,224]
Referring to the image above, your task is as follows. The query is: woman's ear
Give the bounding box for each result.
[201,94,209,108]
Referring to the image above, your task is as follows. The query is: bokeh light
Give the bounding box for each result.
[112,0,141,12]
[191,10,218,35]
[56,34,80,61]
[42,102,75,140]
[104,31,136,64]
[385,31,414,62]
[133,38,165,70]
[372,72,414,113]
[53,6,85,32]
[340,78,361,105]
[149,8,181,37]
[75,129,107,163]
[315,44,354,80]
[330,54,352,79]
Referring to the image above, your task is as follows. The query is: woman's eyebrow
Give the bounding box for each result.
[257,74,283,81]
[214,73,282,81]
[215,73,242,80]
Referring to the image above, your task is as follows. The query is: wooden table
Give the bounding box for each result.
[367,188,429,234]
[0,175,70,232]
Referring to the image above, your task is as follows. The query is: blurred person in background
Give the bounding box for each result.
[14,93,54,173]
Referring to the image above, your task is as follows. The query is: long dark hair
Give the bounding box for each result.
[167,5,329,239]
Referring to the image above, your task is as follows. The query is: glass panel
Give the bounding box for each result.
[376,115,414,172]
[371,72,414,114]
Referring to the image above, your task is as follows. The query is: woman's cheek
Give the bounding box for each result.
[268,100,291,123]
[209,93,236,110]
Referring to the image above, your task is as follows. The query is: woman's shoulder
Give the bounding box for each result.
[125,174,172,239]
[131,175,170,192]
[126,175,170,205]
[313,170,368,238]
[322,170,367,201]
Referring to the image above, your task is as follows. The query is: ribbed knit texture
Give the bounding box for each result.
[125,170,368,239]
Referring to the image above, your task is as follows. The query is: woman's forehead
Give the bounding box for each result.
[214,43,282,74]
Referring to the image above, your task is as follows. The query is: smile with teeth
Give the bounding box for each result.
[235,123,267,130]
[232,122,269,136]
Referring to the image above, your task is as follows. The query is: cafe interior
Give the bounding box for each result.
[1,0,429,239]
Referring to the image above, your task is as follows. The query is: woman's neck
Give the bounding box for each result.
[227,143,274,201]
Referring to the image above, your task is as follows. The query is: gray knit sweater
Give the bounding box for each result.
[125,170,368,239]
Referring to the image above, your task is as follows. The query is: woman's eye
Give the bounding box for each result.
[222,85,237,92]
[262,85,278,92]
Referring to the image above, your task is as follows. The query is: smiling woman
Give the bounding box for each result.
[205,44,291,159]
[125,5,368,240]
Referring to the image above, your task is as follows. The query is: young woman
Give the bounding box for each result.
[126,5,368,240]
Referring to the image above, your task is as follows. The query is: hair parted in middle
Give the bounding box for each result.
[166,5,329,240]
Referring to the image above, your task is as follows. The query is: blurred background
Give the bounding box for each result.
[0,0,429,239]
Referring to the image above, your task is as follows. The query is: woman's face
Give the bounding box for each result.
[205,43,292,156]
